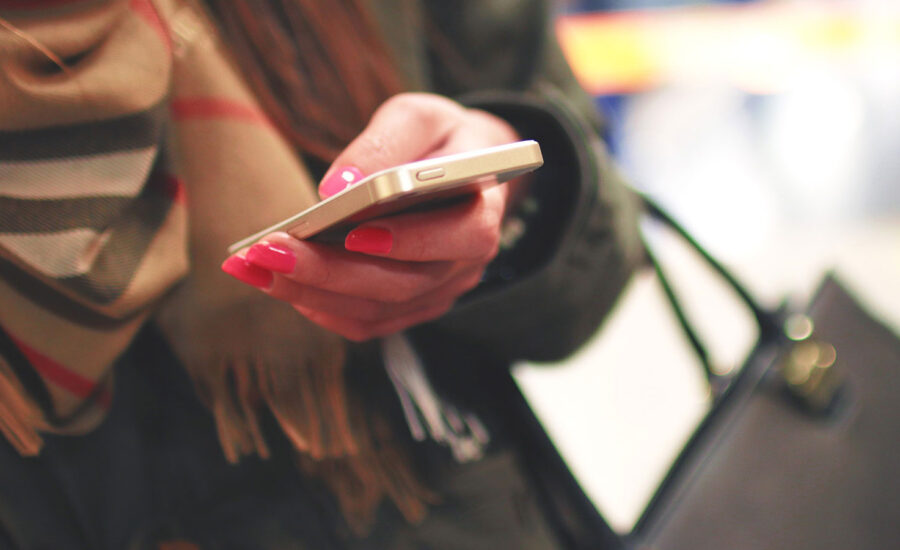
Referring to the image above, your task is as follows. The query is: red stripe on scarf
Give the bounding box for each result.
[129,0,171,52]
[170,98,275,129]
[8,334,112,408]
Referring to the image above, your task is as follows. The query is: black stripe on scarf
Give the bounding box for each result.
[0,102,167,161]
[0,323,56,422]
[0,167,179,306]
[0,257,135,329]
[54,169,179,304]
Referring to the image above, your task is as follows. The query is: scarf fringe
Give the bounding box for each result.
[0,340,435,535]
[0,367,44,456]
[299,398,439,535]
[201,353,434,535]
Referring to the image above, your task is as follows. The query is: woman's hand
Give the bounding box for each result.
[222,93,521,341]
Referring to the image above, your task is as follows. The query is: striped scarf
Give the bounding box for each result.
[0,0,430,533]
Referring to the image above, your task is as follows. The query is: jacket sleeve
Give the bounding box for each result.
[422,0,645,362]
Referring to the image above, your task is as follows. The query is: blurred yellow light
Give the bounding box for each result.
[556,4,900,95]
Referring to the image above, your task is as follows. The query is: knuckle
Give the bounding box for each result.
[380,92,416,110]
[381,93,429,122]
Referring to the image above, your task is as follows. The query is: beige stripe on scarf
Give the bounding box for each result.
[0,0,171,131]
[0,148,157,198]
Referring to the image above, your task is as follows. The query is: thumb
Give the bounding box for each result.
[318,93,466,198]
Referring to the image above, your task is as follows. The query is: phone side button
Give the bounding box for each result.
[416,168,445,181]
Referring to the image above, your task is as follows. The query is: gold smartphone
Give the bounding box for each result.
[227,140,543,253]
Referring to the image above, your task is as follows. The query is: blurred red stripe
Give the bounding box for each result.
[129,0,170,52]
[170,98,275,128]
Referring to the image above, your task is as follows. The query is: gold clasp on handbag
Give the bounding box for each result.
[778,314,842,414]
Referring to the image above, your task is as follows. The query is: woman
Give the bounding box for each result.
[0,0,642,548]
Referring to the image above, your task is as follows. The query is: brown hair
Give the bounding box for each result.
[202,1,431,534]
[204,0,405,162]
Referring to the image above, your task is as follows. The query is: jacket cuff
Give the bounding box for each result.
[461,90,586,289]
[428,89,644,361]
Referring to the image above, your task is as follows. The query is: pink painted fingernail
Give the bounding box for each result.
[320,166,364,198]
[221,255,273,288]
[246,242,296,273]
[345,227,393,254]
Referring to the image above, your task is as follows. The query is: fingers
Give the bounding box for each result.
[343,184,507,262]
[271,264,483,324]
[225,232,485,341]
[221,94,524,339]
[242,232,461,302]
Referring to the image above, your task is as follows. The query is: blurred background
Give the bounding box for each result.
[514,0,900,534]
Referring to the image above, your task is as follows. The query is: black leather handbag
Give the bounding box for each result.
[504,198,900,550]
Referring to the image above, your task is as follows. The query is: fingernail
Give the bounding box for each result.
[221,255,273,288]
[246,242,296,273]
[345,227,393,254]
[320,166,364,198]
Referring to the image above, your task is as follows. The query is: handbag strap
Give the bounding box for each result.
[637,194,842,411]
